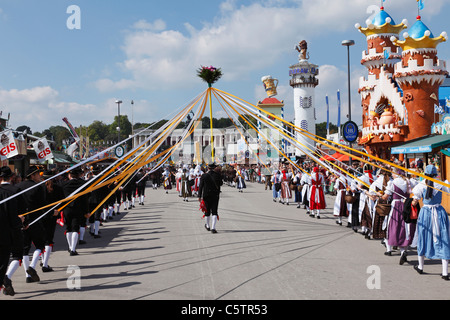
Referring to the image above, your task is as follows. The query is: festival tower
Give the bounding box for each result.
[356,6,408,158]
[289,40,319,157]
[356,4,448,159]
[391,15,448,141]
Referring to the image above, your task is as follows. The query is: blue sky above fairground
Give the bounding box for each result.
[0,0,449,132]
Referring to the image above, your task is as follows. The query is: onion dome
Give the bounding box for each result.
[391,16,448,50]
[355,7,408,37]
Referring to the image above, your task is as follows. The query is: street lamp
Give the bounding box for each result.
[342,39,355,166]
[116,100,122,143]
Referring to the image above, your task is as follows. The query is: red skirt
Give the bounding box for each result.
[310,185,326,210]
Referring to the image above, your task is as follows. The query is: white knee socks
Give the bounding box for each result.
[6,260,20,279]
[66,232,79,252]
[442,259,448,276]
[42,245,52,267]
[211,216,217,230]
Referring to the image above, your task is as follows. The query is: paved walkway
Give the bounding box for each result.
[2,182,449,301]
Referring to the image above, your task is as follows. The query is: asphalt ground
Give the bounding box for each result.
[1,181,449,311]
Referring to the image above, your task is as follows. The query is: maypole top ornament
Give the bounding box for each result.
[197,65,223,87]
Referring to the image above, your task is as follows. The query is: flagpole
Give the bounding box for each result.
[326,95,330,137]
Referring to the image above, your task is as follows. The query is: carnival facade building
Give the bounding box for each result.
[356,5,448,160]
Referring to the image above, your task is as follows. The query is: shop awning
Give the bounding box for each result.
[391,134,450,154]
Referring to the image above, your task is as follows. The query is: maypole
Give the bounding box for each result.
[197,65,222,162]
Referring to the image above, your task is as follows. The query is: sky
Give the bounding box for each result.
[0,0,449,134]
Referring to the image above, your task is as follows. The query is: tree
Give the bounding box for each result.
[87,121,109,142]
[16,125,32,134]
[315,122,338,139]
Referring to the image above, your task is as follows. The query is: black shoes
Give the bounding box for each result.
[42,266,54,273]
[2,277,15,296]
[384,251,392,256]
[26,267,40,282]
[399,252,407,265]
[70,251,79,256]
[205,224,210,232]
[414,265,423,274]
[211,229,217,234]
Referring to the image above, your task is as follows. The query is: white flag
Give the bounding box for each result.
[0,130,19,160]
[33,138,53,162]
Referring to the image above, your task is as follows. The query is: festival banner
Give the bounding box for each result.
[0,130,19,160]
[33,138,54,162]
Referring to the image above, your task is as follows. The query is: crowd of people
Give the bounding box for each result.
[0,164,149,296]
[1,155,449,298]
[164,159,450,281]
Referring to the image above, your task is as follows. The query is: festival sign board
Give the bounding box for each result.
[33,138,54,162]
[342,121,359,143]
[0,130,19,160]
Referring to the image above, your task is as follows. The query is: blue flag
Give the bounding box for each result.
[326,95,330,131]
[418,0,424,10]
[384,49,389,60]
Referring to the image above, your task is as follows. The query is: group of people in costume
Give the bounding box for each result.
[0,164,149,296]
[332,162,450,281]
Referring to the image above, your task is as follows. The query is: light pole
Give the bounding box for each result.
[116,100,122,144]
[342,39,355,166]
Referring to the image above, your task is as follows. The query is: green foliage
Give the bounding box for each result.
[197,66,222,86]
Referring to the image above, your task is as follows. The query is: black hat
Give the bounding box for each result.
[69,167,83,175]
[43,170,54,178]
[26,166,42,177]
[208,163,217,169]
[0,166,13,178]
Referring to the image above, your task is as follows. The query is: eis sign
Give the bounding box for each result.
[0,131,18,160]
[33,138,54,162]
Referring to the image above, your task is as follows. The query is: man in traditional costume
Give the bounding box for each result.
[1,167,24,296]
[61,167,89,256]
[198,164,223,234]
[16,166,46,282]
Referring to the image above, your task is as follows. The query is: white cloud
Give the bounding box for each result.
[95,0,446,95]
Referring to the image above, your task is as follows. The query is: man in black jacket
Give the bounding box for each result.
[198,163,223,234]
[61,167,89,256]
[0,166,23,296]
[16,166,46,283]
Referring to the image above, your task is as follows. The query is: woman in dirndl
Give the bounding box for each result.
[382,168,411,264]
[280,169,292,205]
[411,165,450,280]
